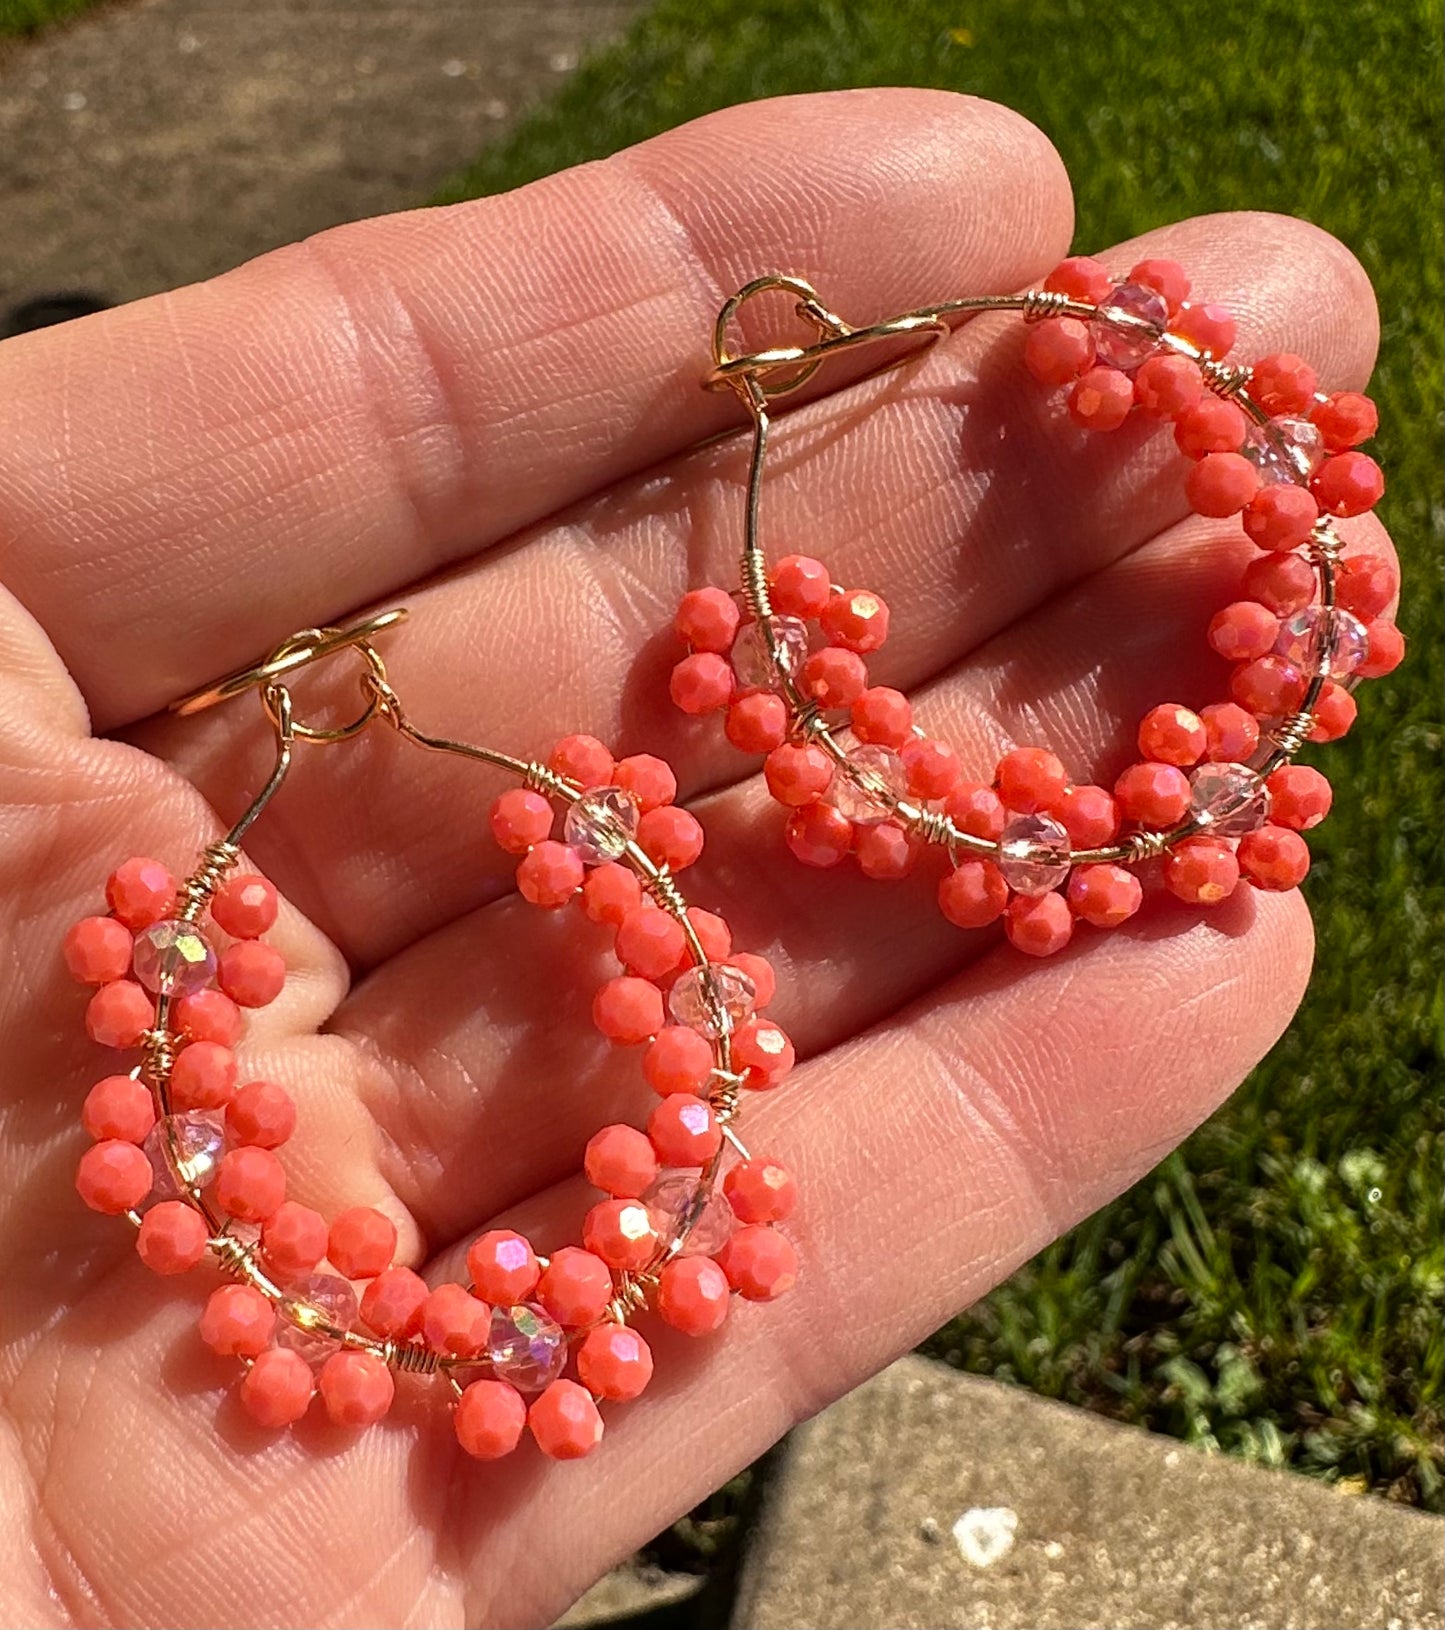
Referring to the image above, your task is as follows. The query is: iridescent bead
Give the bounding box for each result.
[131,919,216,998]
[1188,762,1270,837]
[731,615,809,690]
[563,786,640,865]
[1090,281,1168,372]
[276,1273,359,1367]
[830,745,906,825]
[143,1110,225,1201]
[1244,418,1325,484]
[1273,607,1369,679]
[487,1303,567,1393]
[667,962,757,1039]
[997,813,1071,896]
[644,1172,735,1256]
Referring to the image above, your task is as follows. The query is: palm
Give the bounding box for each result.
[0,89,1386,1628]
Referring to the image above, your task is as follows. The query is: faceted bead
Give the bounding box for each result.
[945,781,1006,842]
[675,586,741,653]
[732,1018,795,1089]
[225,1080,295,1149]
[360,1266,430,1340]
[729,951,776,1009]
[1251,353,1319,417]
[63,916,133,985]
[1307,681,1357,742]
[668,963,756,1039]
[1055,784,1120,849]
[636,806,704,871]
[490,788,553,855]
[1138,704,1207,768]
[1186,451,1260,518]
[563,786,640,866]
[318,1350,394,1429]
[1312,391,1378,451]
[1244,418,1325,485]
[854,821,918,880]
[105,858,177,930]
[800,646,868,709]
[1114,763,1191,829]
[518,840,585,907]
[831,744,906,825]
[210,874,279,940]
[214,1145,286,1223]
[261,1202,330,1279]
[770,555,833,619]
[1312,452,1384,517]
[1266,765,1333,831]
[81,1074,155,1144]
[1241,552,1316,615]
[1231,656,1307,718]
[1200,703,1261,764]
[328,1207,396,1280]
[170,1040,237,1112]
[549,735,614,789]
[1238,825,1311,891]
[656,1256,730,1336]
[671,652,735,715]
[577,1324,654,1402]
[1208,601,1280,662]
[616,905,686,980]
[1091,281,1168,371]
[1067,365,1133,430]
[688,911,732,964]
[784,803,854,868]
[76,1139,152,1214]
[240,1347,314,1429]
[1066,865,1142,929]
[997,813,1071,896]
[724,1158,798,1225]
[467,1230,541,1305]
[996,747,1068,814]
[938,860,1008,929]
[124,1197,210,1282]
[529,1379,604,1460]
[217,941,285,1008]
[454,1378,527,1459]
[173,988,243,1048]
[726,692,789,754]
[419,1282,489,1357]
[1274,607,1368,679]
[1132,354,1202,418]
[850,687,912,747]
[716,1225,798,1301]
[901,737,960,800]
[594,975,665,1045]
[1129,257,1190,314]
[1335,553,1397,621]
[765,742,834,807]
[1023,316,1096,385]
[584,1124,658,1198]
[144,1110,225,1201]
[488,1302,568,1391]
[581,862,642,927]
[731,615,809,689]
[200,1284,275,1357]
[85,980,154,1049]
[278,1274,361,1367]
[819,589,889,654]
[645,1173,735,1256]
[583,1197,660,1272]
[643,1025,715,1096]
[1172,301,1237,359]
[536,1247,613,1328]
[1043,255,1112,304]
[1174,396,1246,459]
[648,1095,721,1166]
[1242,483,1319,552]
[1163,837,1241,906]
[1004,891,1074,957]
[1357,619,1406,679]
[614,754,677,813]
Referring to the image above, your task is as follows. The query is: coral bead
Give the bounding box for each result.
[85,980,154,1049]
[770,554,832,618]
[214,1145,286,1223]
[585,1123,659,1198]
[517,841,584,908]
[637,806,704,871]
[1004,891,1074,957]
[1201,702,1261,763]
[240,1347,314,1428]
[1252,353,1318,416]
[171,1040,237,1111]
[1174,396,1246,459]
[593,976,664,1045]
[800,646,868,709]
[1173,301,1237,358]
[729,951,776,1009]
[63,916,133,985]
[656,1256,730,1335]
[1024,316,1096,385]
[218,941,285,1008]
[648,1095,721,1165]
[1163,838,1240,906]
[1312,452,1384,517]
[643,1025,714,1095]
[717,1225,798,1301]
[726,692,788,754]
[361,1266,430,1339]
[616,906,686,980]
[1186,451,1259,517]
[1238,825,1311,890]
[226,1079,296,1149]
[1266,765,1333,831]
[1044,255,1112,304]
[328,1207,397,1280]
[536,1247,613,1328]
[854,822,917,880]
[614,754,677,813]
[1114,762,1191,828]
[784,803,853,868]
[945,781,1006,841]
[1133,354,1202,417]
[583,1197,659,1272]
[724,1158,798,1224]
[670,652,734,715]
[764,742,834,806]
[996,747,1068,814]
[136,1199,209,1274]
[1055,785,1119,849]
[820,589,890,653]
[675,586,741,652]
[850,686,912,748]
[1067,366,1133,430]
[1209,601,1280,662]
[577,1324,654,1401]
[1231,656,1306,718]
[76,1139,152,1213]
[1129,257,1190,314]
[900,737,960,800]
[1307,681,1357,742]
[581,862,642,927]
[687,908,732,960]
[105,858,177,930]
[467,1231,540,1305]
[1066,865,1142,928]
[549,735,615,788]
[938,860,1008,929]
[732,1018,795,1089]
[81,1074,155,1143]
[1242,484,1319,552]
[173,988,243,1048]
[490,789,553,855]
[1241,552,1316,615]
[1138,704,1207,768]
[454,1379,527,1459]
[420,1283,490,1357]
[318,1350,394,1429]
[261,1202,330,1278]
[1356,619,1405,679]
[200,1284,275,1357]
[1312,391,1378,451]
[1335,554,1398,621]
[211,874,279,940]
[529,1379,604,1460]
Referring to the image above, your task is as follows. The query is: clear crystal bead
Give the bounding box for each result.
[563,785,640,864]
[645,1172,735,1256]
[831,745,907,825]
[1188,763,1271,837]
[1244,418,1325,485]
[997,813,1072,895]
[144,1110,225,1201]
[668,963,756,1039]
[1091,282,1168,372]
[487,1303,567,1392]
[731,615,809,690]
[132,919,216,997]
[1273,606,1368,679]
[276,1273,359,1367]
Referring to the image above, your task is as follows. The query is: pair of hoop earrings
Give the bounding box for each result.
[65,253,1403,1463]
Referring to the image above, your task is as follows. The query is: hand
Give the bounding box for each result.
[0,88,1386,1629]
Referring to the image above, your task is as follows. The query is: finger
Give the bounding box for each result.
[135,210,1379,968]
[0,89,1072,728]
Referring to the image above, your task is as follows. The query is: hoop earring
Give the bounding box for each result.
[65,611,797,1460]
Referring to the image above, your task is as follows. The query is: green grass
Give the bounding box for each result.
[435,0,1445,1508]
[0,0,101,37]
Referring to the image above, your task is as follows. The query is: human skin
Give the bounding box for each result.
[0,89,1391,1628]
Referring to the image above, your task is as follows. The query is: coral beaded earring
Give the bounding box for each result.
[669,267,1402,955]
[67,613,796,1462]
